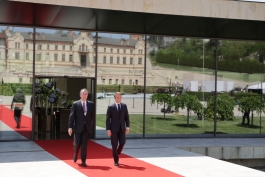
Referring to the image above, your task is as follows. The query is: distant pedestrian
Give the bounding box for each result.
[11,88,26,128]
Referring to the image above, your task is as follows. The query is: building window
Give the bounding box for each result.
[129,80,132,85]
[138,58,142,64]
[79,46,81,51]
[15,43,20,49]
[93,56,96,63]
[15,52,20,59]
[117,49,119,53]
[116,79,118,85]
[94,48,96,52]
[55,45,58,50]
[123,57,126,64]
[104,48,106,52]
[70,45,73,50]
[82,44,85,51]
[110,56,113,64]
[123,49,126,53]
[109,79,112,85]
[102,79,105,84]
[26,44,28,49]
[130,58,133,64]
[69,55,73,62]
[38,45,42,50]
[47,45,49,50]
[103,56,106,63]
[26,53,29,60]
[63,45,65,50]
[36,54,41,61]
[54,54,58,61]
[117,57,120,64]
[62,54,65,61]
[130,49,133,54]
[45,53,49,61]
[121,79,124,85]
[19,78,22,83]
[86,46,88,52]
[30,78,33,84]
[111,48,113,53]
[135,80,138,85]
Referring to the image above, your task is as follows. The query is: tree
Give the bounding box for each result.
[238,95,263,125]
[150,93,172,120]
[172,94,202,125]
[205,93,235,121]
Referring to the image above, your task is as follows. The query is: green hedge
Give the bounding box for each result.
[185,91,212,101]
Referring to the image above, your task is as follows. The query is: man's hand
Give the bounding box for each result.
[107,130,112,136]
[126,128,130,134]
[68,128,72,136]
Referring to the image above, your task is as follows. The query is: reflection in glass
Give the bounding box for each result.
[96,33,144,138]
[0,26,33,140]
[35,29,95,77]
[145,36,214,136]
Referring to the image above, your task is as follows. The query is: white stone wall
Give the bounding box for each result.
[13,0,265,21]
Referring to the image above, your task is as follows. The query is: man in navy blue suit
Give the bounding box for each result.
[68,88,95,167]
[106,92,130,166]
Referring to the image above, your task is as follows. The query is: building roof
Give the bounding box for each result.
[12,32,74,42]
[9,31,140,46]
[0,33,5,38]
[94,36,138,47]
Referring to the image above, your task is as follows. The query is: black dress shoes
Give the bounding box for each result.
[81,162,87,167]
[114,162,119,166]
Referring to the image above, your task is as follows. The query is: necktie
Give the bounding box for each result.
[83,102,86,113]
[118,104,121,112]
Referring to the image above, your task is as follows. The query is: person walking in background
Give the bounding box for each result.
[242,109,250,125]
[68,88,95,167]
[106,92,130,166]
[11,88,26,128]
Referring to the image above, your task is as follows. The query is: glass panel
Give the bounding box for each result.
[145,36,214,137]
[0,26,33,140]
[34,77,95,140]
[96,32,144,138]
[217,40,265,135]
[35,28,95,77]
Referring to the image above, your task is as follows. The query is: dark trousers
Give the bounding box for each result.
[14,108,22,127]
[242,112,250,125]
[111,128,126,163]
[73,125,89,163]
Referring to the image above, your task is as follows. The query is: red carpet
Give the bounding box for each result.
[0,105,32,139]
[35,140,184,177]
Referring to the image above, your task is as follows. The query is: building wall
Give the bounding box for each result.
[16,0,265,21]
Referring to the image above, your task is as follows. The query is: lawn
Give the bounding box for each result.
[96,114,265,135]
[157,63,263,83]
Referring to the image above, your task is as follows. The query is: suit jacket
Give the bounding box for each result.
[106,103,130,132]
[68,100,95,133]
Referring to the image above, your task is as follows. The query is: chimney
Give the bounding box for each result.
[120,39,123,45]
[5,27,11,37]
[29,32,33,39]
[126,39,129,45]
[35,33,38,39]
[42,33,45,40]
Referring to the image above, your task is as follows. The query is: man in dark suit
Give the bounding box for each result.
[106,92,130,166]
[68,88,95,167]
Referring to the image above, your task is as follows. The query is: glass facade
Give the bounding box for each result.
[0,26,265,141]
[0,26,33,141]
